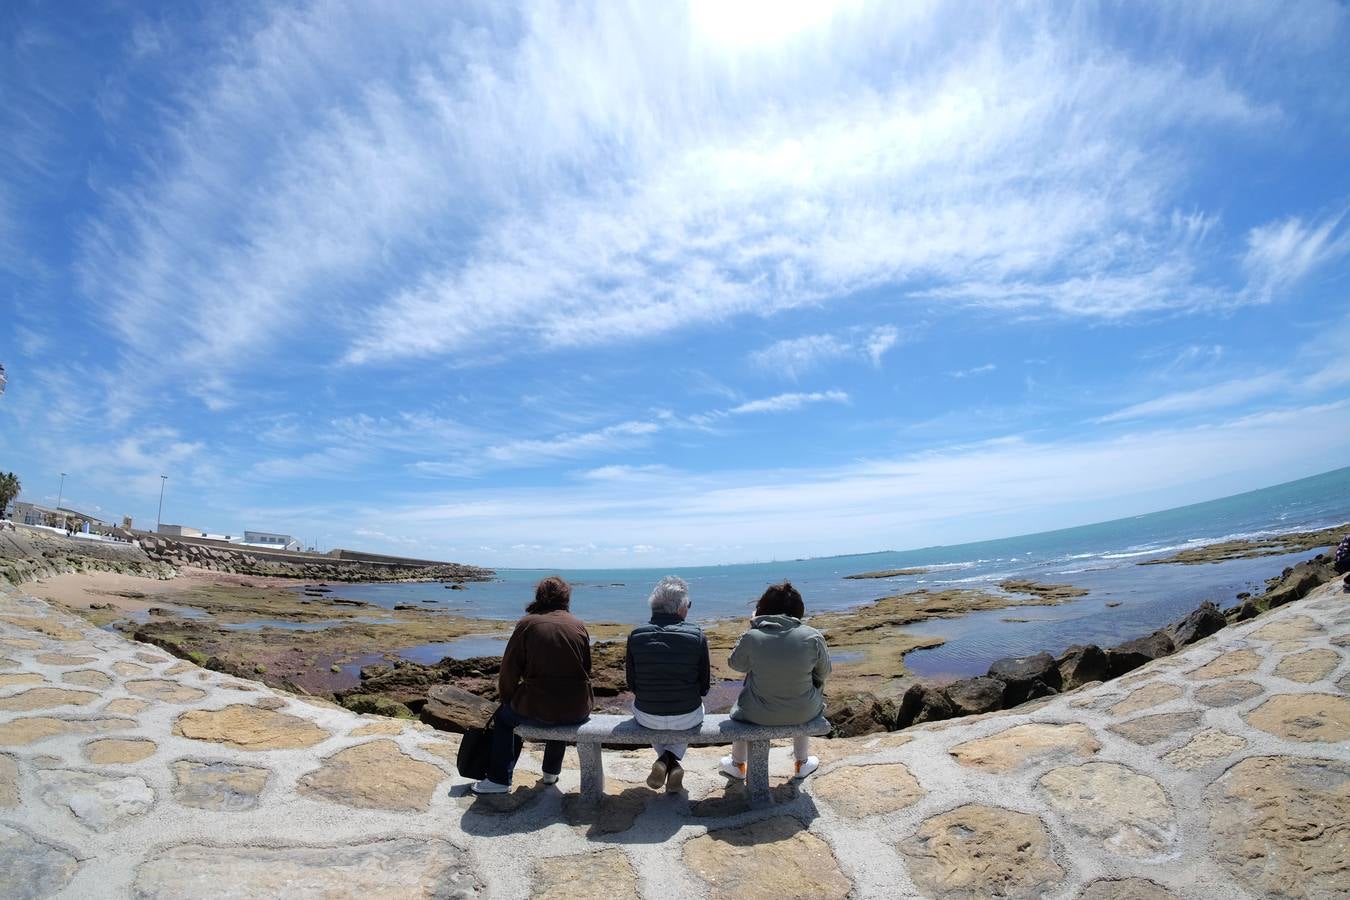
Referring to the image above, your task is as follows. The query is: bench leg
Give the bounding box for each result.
[577,742,604,804]
[746,740,772,807]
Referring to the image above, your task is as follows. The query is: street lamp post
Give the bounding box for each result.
[156,475,167,532]
[57,472,67,531]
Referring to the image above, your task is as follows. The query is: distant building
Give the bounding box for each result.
[239,530,303,552]
[11,502,52,527]
[10,503,107,530]
[158,524,203,538]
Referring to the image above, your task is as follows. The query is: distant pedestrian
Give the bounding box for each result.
[720,581,830,781]
[626,576,710,792]
[471,576,592,795]
[1334,533,1350,575]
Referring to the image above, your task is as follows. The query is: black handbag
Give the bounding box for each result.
[455,706,521,780]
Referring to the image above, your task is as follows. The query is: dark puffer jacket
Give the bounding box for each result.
[625,613,711,716]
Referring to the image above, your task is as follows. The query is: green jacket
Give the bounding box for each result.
[728,614,830,726]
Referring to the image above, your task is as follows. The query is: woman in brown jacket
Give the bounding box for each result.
[472,576,592,794]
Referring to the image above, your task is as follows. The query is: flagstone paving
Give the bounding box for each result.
[0,578,1347,898]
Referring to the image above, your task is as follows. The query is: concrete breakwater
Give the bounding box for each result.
[1,525,494,588]
[135,534,494,584]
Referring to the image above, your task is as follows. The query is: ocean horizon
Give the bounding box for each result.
[329,466,1350,678]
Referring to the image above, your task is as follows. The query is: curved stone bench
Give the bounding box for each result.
[514,713,831,807]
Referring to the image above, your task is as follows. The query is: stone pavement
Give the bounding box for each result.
[0,579,1347,899]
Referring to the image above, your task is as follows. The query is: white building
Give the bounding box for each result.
[239,530,303,552]
[157,524,203,538]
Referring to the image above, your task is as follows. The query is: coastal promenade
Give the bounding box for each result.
[0,579,1347,898]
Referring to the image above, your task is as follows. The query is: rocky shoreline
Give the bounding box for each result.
[10,521,1346,743]
[824,546,1344,736]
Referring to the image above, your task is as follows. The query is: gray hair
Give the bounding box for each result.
[648,575,690,616]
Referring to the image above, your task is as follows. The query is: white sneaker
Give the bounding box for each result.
[539,772,559,785]
[793,756,819,779]
[719,755,746,780]
[471,778,509,794]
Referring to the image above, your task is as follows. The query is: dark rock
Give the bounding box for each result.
[944,677,1006,716]
[339,693,414,718]
[448,583,465,590]
[988,652,1062,704]
[393,604,419,610]
[825,692,892,737]
[1023,679,1058,702]
[1169,602,1226,646]
[820,696,885,734]
[896,683,953,729]
[421,684,496,733]
[1106,630,1174,677]
[1056,644,1108,690]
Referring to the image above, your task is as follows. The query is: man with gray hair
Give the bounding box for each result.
[625,575,711,792]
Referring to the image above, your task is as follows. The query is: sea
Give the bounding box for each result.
[327,466,1350,680]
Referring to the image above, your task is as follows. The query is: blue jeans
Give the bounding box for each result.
[487,704,588,785]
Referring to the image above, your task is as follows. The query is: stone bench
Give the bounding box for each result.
[514,713,831,807]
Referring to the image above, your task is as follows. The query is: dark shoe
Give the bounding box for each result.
[665,757,685,793]
[646,753,670,789]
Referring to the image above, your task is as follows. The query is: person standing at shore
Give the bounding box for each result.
[472,575,592,795]
[626,575,711,792]
[721,581,830,780]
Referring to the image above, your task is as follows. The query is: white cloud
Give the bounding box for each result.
[1094,374,1288,423]
[728,391,849,415]
[749,334,852,379]
[749,326,897,378]
[1242,212,1349,302]
[864,326,899,367]
[67,2,1297,388]
[949,363,996,379]
[366,400,1350,566]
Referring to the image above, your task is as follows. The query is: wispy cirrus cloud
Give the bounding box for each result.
[750,326,900,379]
[65,1,1300,394]
[1094,374,1288,423]
[728,391,850,415]
[949,364,997,379]
[1242,212,1349,302]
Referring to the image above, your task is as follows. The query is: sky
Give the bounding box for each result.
[1,0,1349,568]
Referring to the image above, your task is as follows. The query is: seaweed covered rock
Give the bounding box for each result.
[1260,555,1336,609]
[340,694,414,719]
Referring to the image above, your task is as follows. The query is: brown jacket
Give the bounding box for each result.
[498,609,592,723]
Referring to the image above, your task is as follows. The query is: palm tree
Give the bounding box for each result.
[0,472,20,520]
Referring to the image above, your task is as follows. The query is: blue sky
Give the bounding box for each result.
[2,1,1349,567]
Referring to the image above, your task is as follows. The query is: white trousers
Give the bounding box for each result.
[731,736,811,762]
[632,704,704,759]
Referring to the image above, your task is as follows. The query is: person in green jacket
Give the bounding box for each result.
[720,581,830,781]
